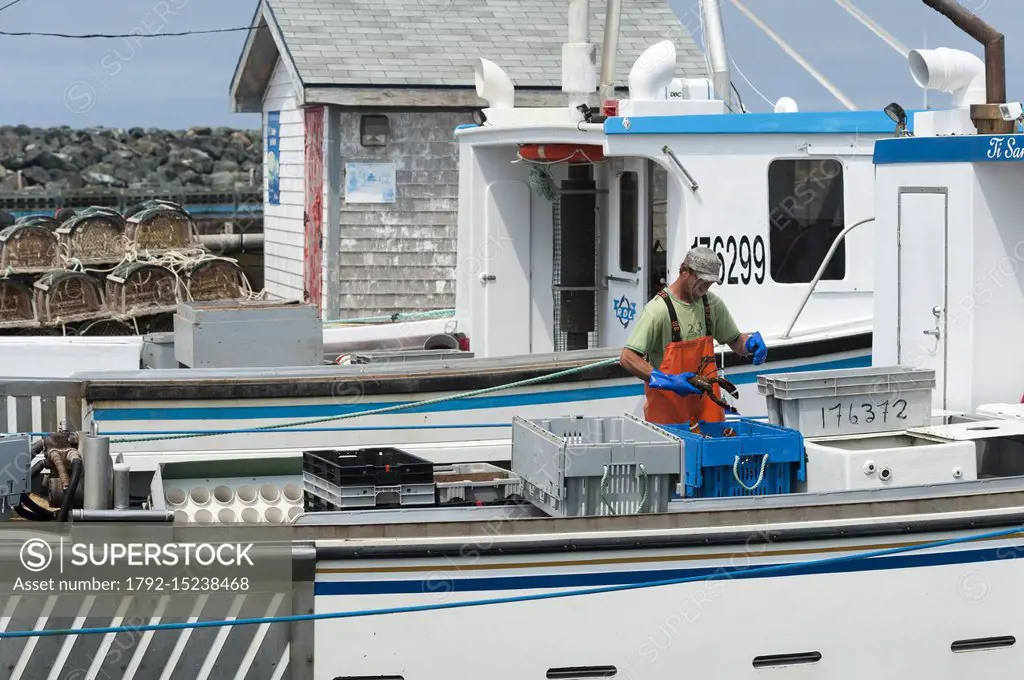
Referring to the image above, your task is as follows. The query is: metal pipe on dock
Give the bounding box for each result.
[79,434,112,510]
[71,509,174,522]
[199,232,263,253]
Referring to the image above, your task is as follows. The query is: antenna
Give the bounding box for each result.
[728,0,856,110]
[832,0,909,57]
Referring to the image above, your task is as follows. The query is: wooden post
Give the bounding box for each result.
[303,106,325,316]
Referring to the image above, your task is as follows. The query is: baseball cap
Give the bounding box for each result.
[683,246,721,282]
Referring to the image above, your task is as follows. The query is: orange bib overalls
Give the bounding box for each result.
[643,290,726,426]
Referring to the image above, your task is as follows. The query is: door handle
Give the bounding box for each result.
[480,274,496,283]
[605,275,639,284]
[924,305,943,339]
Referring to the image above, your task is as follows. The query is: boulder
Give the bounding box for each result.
[0,125,262,192]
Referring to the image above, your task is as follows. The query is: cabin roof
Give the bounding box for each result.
[603,110,914,136]
[873,134,1022,165]
[230,0,708,111]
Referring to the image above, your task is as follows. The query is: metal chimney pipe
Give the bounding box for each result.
[564,0,598,109]
[920,0,1010,132]
[701,0,734,108]
[598,0,623,101]
[80,433,113,510]
[113,462,131,510]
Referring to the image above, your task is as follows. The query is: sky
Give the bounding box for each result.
[0,0,1021,130]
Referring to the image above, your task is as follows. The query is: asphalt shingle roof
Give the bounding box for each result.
[264,0,707,88]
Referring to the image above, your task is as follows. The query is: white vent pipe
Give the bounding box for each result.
[628,40,677,102]
[908,47,986,108]
[564,0,598,109]
[474,58,515,109]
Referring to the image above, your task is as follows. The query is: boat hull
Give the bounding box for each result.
[311,517,1024,679]
[87,341,871,466]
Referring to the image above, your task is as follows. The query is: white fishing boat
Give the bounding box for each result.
[0,0,892,466]
[4,1,1024,678]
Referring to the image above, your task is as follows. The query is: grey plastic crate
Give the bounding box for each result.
[434,463,522,504]
[757,366,935,438]
[511,414,681,517]
[303,471,434,509]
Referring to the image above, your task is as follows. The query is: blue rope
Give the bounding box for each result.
[2,523,1021,640]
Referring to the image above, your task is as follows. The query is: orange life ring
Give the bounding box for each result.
[517,144,605,164]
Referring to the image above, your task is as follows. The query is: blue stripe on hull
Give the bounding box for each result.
[94,354,871,422]
[315,542,1018,596]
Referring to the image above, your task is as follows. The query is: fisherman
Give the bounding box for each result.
[619,245,768,425]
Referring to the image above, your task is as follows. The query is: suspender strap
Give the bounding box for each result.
[701,295,713,338]
[657,290,682,343]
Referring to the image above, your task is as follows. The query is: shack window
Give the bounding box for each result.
[767,159,846,283]
[619,171,638,273]
[360,115,389,146]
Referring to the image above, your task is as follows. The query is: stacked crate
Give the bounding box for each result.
[302,447,436,511]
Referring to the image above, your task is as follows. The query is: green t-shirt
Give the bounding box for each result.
[624,290,741,370]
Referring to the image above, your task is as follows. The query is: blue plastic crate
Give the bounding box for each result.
[659,418,806,498]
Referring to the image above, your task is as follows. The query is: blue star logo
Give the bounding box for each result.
[613,295,636,328]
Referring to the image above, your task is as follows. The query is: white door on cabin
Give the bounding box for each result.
[480,180,533,358]
[600,159,649,349]
[897,188,948,412]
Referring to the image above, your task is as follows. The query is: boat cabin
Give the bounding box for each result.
[453,47,901,361]
[872,125,1024,417]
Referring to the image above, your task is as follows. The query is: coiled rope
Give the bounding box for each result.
[1,523,1021,640]
[109,356,620,444]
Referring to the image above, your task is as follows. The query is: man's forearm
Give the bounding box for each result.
[728,333,750,356]
[619,348,654,382]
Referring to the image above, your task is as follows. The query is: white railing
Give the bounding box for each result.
[780,217,875,339]
[0,379,84,435]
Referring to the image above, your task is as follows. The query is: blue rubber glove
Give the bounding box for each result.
[649,369,703,397]
[745,331,767,365]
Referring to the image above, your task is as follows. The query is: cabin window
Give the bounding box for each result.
[767,158,846,283]
[618,171,638,273]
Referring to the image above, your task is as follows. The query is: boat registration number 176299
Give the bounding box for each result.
[689,235,766,285]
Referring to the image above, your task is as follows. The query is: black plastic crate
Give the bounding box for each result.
[302,447,433,487]
[304,492,336,513]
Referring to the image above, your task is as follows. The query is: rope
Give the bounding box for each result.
[323,308,455,325]
[637,463,650,513]
[733,453,770,492]
[2,523,1021,640]
[109,357,620,444]
[599,465,615,515]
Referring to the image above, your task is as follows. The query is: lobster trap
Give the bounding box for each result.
[185,258,248,302]
[33,270,107,325]
[0,279,37,329]
[105,261,180,317]
[124,203,199,253]
[17,215,62,231]
[57,208,126,264]
[0,223,61,273]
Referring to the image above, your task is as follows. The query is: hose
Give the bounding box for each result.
[12,504,39,521]
[19,493,55,521]
[47,447,70,488]
[56,458,83,523]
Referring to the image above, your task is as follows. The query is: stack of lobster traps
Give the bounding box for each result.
[0,199,255,336]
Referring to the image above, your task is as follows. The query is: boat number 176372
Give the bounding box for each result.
[821,399,908,430]
[690,235,766,285]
